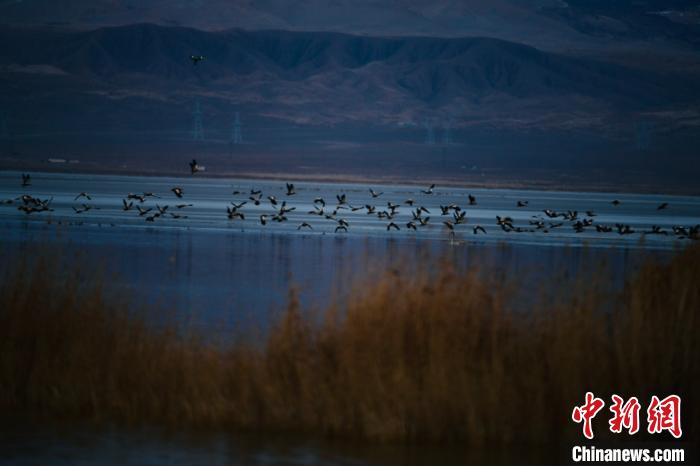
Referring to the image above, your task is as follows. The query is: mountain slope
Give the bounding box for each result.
[0,24,687,109]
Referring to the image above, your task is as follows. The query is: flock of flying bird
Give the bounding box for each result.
[3,171,699,242]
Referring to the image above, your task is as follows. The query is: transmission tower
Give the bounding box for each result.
[424,118,435,145]
[231,111,242,145]
[442,118,453,145]
[192,99,204,142]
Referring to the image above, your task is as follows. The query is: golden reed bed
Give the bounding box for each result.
[0,245,698,445]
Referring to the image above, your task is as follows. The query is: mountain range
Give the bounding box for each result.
[0,22,699,191]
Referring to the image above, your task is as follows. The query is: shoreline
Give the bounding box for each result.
[2,165,698,197]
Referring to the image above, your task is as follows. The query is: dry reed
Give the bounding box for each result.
[0,245,698,445]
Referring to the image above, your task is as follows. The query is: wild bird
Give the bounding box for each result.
[190,55,206,65]
[422,184,436,195]
[473,225,487,235]
[443,220,455,231]
[176,203,193,209]
[517,200,529,207]
[122,199,133,211]
[365,205,376,214]
[404,199,414,206]
[406,221,417,231]
[616,223,634,235]
[612,199,621,206]
[170,212,188,219]
[189,159,201,174]
[286,183,296,196]
[227,206,245,220]
[259,215,268,225]
[137,206,152,216]
[644,225,667,236]
[17,195,53,214]
[21,173,31,187]
[74,192,91,201]
[309,205,324,216]
[468,194,477,205]
[298,222,313,230]
[369,188,383,198]
[268,195,278,206]
[248,193,262,205]
[72,204,92,214]
[496,215,514,232]
[278,201,296,215]
[127,193,146,203]
[453,210,467,224]
[171,187,184,198]
[657,202,669,210]
[335,225,347,233]
[314,197,326,207]
[336,193,347,205]
[250,188,262,196]
[386,222,400,231]
[156,204,169,215]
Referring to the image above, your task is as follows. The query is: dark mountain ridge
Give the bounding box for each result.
[0,24,690,107]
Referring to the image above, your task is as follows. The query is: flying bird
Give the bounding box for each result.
[422,184,436,195]
[137,206,152,216]
[74,192,91,201]
[189,159,201,174]
[190,55,206,65]
[369,188,383,198]
[21,174,31,187]
[171,187,184,198]
[657,202,669,210]
[286,183,296,196]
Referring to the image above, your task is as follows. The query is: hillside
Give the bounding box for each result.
[0,24,699,191]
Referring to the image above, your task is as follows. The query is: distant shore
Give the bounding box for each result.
[2,163,697,197]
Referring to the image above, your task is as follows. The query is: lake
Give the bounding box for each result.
[1,171,697,332]
[1,170,698,465]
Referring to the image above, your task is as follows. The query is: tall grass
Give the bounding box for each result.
[0,245,698,445]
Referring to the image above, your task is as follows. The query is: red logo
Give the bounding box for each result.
[647,395,682,438]
[609,395,641,435]
[572,393,682,439]
[572,392,606,439]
